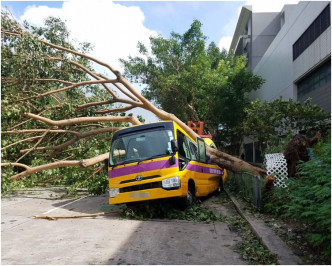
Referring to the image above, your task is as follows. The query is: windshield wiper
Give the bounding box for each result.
[137,155,161,165]
[111,159,139,169]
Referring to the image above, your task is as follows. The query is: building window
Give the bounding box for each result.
[293,3,330,61]
[297,60,331,98]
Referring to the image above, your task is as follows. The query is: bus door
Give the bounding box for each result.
[176,130,207,194]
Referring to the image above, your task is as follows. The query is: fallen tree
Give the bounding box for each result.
[284,132,321,177]
[1,11,266,191]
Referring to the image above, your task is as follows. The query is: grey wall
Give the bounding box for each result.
[250,12,280,70]
[251,1,331,103]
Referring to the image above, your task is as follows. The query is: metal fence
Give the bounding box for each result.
[225,172,264,211]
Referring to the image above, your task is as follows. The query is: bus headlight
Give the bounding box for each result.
[109,188,119,198]
[162,176,181,189]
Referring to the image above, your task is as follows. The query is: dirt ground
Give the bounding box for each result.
[1,188,247,265]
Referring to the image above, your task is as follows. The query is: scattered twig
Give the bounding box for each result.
[34,209,122,220]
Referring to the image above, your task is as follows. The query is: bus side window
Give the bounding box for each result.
[188,142,198,161]
[184,136,197,161]
[178,130,198,161]
[177,130,190,159]
[177,130,192,170]
[197,138,207,163]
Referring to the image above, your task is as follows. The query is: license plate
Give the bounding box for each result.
[130,192,149,199]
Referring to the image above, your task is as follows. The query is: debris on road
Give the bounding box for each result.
[34,209,122,220]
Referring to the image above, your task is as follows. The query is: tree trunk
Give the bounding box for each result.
[208,146,266,177]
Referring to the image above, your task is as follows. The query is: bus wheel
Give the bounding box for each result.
[214,178,224,196]
[178,184,195,210]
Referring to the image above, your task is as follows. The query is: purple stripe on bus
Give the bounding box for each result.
[109,159,179,178]
[186,163,223,176]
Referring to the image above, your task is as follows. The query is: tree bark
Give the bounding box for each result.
[207,147,266,177]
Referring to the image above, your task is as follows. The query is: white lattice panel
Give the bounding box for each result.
[264,153,288,188]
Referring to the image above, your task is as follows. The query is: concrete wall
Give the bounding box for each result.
[251,13,280,70]
[250,1,331,102]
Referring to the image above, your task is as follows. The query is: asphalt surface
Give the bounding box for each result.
[1,188,247,265]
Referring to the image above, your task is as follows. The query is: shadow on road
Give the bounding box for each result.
[2,188,247,264]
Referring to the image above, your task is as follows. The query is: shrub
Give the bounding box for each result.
[283,140,331,258]
[263,139,331,259]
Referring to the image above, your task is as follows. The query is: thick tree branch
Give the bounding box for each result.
[99,74,140,102]
[15,79,118,103]
[95,106,136,114]
[45,57,117,98]
[16,129,50,163]
[1,136,42,151]
[1,162,31,170]
[63,98,143,119]
[19,127,125,152]
[2,129,80,135]
[2,152,109,181]
[207,146,267,177]
[24,113,141,126]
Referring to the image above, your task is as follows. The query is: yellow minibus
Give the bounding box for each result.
[107,121,227,208]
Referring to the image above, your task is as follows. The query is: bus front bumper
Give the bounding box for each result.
[109,186,186,205]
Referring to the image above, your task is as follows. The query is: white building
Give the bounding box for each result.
[230,1,331,162]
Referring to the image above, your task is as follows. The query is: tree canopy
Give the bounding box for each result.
[243,97,328,146]
[1,12,138,193]
[1,12,267,194]
[120,20,264,138]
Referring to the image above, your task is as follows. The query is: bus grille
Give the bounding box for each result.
[120,175,161,184]
[120,182,162,193]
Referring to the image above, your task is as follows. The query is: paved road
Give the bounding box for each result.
[1,188,247,265]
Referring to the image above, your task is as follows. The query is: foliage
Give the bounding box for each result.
[120,20,264,144]
[1,11,123,194]
[122,200,223,223]
[225,215,278,264]
[284,140,331,258]
[263,132,294,155]
[243,97,328,146]
[263,138,331,259]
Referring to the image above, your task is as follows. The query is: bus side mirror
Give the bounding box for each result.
[104,158,109,173]
[169,140,178,165]
[169,155,176,165]
[171,139,178,154]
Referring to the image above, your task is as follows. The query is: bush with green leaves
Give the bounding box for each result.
[264,138,331,259]
[284,140,330,258]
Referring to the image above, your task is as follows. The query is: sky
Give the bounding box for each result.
[2,0,299,121]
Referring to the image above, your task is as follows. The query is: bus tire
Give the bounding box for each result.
[214,178,224,196]
[178,183,195,210]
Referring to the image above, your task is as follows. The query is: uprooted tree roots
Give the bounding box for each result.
[283,132,320,177]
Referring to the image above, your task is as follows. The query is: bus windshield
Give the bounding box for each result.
[110,129,174,165]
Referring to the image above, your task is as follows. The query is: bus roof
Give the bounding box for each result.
[112,121,175,140]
